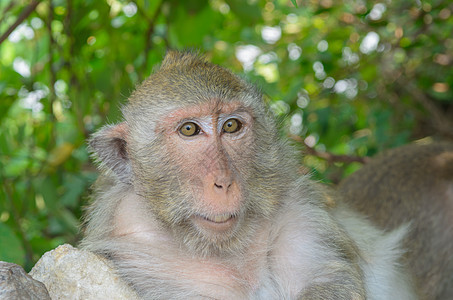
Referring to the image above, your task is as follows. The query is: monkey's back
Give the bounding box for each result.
[338,142,453,300]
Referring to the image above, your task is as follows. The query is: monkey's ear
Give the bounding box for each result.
[89,122,132,184]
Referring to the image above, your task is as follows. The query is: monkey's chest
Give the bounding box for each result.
[169,254,268,299]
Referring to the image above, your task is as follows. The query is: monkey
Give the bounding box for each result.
[338,142,453,300]
[80,51,415,299]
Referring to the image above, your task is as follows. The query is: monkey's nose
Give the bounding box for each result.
[214,181,232,191]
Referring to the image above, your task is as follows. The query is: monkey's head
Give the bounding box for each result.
[89,51,297,256]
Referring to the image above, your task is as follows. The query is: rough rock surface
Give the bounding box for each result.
[0,261,51,299]
[29,244,139,300]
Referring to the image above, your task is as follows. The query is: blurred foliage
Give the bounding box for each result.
[0,0,452,270]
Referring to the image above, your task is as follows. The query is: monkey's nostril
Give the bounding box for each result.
[214,183,223,189]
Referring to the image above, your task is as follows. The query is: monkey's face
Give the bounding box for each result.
[124,93,290,256]
[152,100,259,252]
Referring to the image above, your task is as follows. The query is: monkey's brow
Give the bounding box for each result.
[231,107,249,114]
[217,106,250,117]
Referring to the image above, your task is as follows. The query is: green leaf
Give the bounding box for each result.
[3,156,30,177]
[0,223,25,265]
[60,174,87,208]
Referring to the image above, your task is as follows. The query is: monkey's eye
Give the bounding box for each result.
[223,118,242,133]
[179,122,200,137]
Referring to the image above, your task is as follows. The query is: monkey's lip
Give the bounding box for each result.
[192,213,237,231]
[202,214,234,223]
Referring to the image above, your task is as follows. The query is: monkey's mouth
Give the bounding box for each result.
[192,213,237,232]
[202,213,234,223]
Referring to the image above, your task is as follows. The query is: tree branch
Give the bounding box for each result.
[63,0,87,138]
[290,135,370,164]
[0,0,40,45]
[46,0,57,147]
[135,0,164,79]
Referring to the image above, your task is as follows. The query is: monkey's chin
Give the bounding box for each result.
[191,214,238,234]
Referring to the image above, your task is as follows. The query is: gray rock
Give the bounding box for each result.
[29,244,139,300]
[0,261,51,300]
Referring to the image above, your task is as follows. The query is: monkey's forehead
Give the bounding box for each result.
[126,71,261,111]
[161,100,249,123]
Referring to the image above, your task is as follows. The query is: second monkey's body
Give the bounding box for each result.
[81,52,414,299]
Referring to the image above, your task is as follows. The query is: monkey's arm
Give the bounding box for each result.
[294,245,367,300]
[264,199,367,299]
